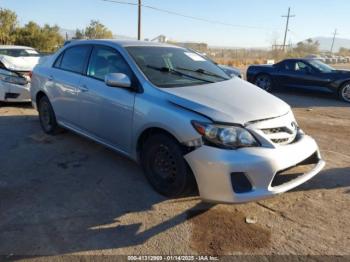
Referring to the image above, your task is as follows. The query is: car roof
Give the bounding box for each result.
[280,58,314,63]
[67,39,183,49]
[0,45,36,50]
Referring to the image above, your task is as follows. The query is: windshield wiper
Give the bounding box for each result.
[176,67,229,80]
[146,65,214,83]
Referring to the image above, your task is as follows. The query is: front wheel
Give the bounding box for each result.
[255,74,273,92]
[141,134,196,198]
[339,82,350,103]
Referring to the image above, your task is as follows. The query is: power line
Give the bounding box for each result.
[281,7,295,51]
[101,0,275,31]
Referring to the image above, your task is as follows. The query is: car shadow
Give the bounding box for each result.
[272,89,350,108]
[0,102,33,109]
[0,115,214,258]
[291,166,350,193]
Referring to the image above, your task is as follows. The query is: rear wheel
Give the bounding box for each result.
[141,134,196,198]
[255,74,273,92]
[339,82,350,103]
[38,96,59,134]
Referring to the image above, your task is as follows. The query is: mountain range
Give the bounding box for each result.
[311,37,350,52]
[58,29,350,52]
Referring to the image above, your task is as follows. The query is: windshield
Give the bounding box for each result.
[308,60,335,73]
[0,49,40,57]
[126,46,230,88]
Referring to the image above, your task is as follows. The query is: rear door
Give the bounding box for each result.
[49,45,92,127]
[77,45,136,154]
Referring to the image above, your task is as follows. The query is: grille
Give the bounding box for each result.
[271,138,289,144]
[271,152,319,187]
[261,125,298,145]
[261,127,294,135]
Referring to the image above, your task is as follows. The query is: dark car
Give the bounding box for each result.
[218,64,243,79]
[247,58,350,102]
[188,49,242,78]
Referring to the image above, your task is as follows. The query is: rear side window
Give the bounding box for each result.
[54,53,63,68]
[58,45,91,74]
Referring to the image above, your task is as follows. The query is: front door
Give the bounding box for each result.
[78,45,136,154]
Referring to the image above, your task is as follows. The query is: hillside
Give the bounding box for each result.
[311,36,350,52]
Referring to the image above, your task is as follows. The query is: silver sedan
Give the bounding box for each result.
[31,40,325,203]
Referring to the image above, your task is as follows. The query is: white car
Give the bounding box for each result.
[0,46,41,103]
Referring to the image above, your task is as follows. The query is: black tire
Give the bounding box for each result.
[38,96,59,135]
[339,82,350,103]
[254,74,273,92]
[141,134,196,198]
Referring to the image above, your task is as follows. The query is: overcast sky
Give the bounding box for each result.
[1,0,349,47]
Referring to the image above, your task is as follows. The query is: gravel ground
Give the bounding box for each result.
[0,87,349,259]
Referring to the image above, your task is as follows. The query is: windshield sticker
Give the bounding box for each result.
[184,52,206,61]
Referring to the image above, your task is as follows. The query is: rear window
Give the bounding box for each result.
[58,45,91,74]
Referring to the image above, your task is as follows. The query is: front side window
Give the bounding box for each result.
[284,61,312,73]
[87,46,133,81]
[59,45,91,74]
[126,46,230,88]
[295,61,312,73]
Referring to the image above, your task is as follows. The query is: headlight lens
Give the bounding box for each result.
[192,121,259,149]
[0,69,28,85]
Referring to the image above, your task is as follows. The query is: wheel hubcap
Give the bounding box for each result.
[152,144,177,182]
[342,84,350,102]
[256,76,271,91]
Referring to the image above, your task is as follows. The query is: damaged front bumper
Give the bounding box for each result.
[0,80,31,102]
[185,133,325,203]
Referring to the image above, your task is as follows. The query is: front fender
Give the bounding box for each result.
[131,92,208,160]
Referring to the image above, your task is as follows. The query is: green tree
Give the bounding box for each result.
[0,8,18,44]
[15,22,64,52]
[339,47,350,56]
[84,20,113,39]
[74,29,85,39]
[293,39,320,56]
[41,24,64,51]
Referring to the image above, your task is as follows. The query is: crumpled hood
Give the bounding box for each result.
[0,55,41,71]
[162,78,291,125]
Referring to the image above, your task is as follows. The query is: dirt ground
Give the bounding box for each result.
[0,85,349,259]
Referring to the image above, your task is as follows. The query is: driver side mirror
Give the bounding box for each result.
[105,73,131,89]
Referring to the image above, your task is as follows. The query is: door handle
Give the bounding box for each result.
[79,84,89,92]
[48,75,55,81]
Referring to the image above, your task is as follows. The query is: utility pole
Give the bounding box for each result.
[282,7,295,52]
[138,0,142,40]
[330,29,338,53]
